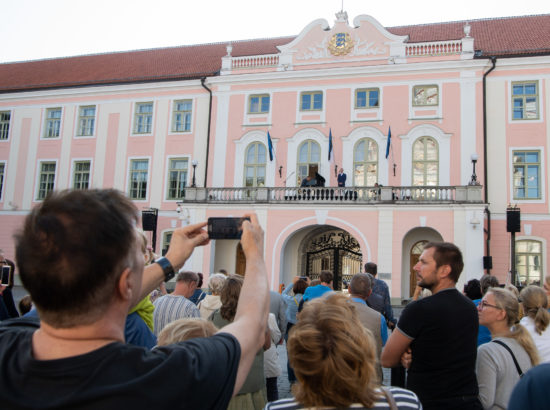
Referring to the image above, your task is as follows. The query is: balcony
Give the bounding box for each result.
[177,185,483,205]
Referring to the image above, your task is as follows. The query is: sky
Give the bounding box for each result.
[1,0,548,64]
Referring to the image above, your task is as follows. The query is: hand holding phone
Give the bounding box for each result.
[207,217,250,240]
[1,265,12,287]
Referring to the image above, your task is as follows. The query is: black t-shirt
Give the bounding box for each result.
[397,288,479,403]
[0,327,240,410]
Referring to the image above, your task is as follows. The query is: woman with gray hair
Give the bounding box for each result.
[198,273,227,319]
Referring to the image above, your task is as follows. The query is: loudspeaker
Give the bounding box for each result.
[483,256,493,270]
[142,211,157,231]
[506,208,521,233]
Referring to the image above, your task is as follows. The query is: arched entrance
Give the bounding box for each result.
[299,227,362,290]
[401,227,443,298]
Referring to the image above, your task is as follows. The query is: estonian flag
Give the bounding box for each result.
[328,129,334,163]
[385,127,391,159]
[267,131,274,161]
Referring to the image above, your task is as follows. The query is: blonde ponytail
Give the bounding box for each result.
[490,288,540,366]
[520,285,550,335]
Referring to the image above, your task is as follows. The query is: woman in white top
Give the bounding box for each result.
[476,288,540,409]
[519,285,550,362]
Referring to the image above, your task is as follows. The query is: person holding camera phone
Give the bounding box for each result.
[0,189,269,410]
[0,249,19,321]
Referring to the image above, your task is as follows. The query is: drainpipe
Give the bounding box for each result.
[482,57,496,274]
[200,77,213,188]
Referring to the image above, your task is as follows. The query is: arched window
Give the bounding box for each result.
[516,240,543,286]
[244,142,266,187]
[353,138,378,186]
[412,136,438,186]
[297,139,320,186]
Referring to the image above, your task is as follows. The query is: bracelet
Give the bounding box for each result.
[155,257,175,282]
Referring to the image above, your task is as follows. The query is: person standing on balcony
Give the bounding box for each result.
[337,168,347,187]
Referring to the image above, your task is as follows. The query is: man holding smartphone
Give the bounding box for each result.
[0,189,269,409]
[0,249,18,320]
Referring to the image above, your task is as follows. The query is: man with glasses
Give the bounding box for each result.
[381,242,481,410]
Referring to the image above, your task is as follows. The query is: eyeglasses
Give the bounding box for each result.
[479,300,502,310]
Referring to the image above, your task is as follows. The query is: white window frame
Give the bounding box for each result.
[342,127,388,186]
[170,99,193,133]
[515,238,545,286]
[165,156,190,201]
[508,79,543,123]
[355,88,380,109]
[234,131,276,187]
[0,110,11,141]
[42,107,63,139]
[509,146,545,204]
[248,94,270,114]
[299,91,324,112]
[75,105,97,137]
[70,158,93,190]
[132,102,154,135]
[35,159,58,201]
[126,157,151,201]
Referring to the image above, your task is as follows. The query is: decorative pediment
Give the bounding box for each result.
[277,11,408,66]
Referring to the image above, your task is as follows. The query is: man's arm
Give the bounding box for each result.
[139,222,209,300]
[216,214,269,395]
[380,328,413,368]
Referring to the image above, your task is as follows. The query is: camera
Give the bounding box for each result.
[207,217,250,240]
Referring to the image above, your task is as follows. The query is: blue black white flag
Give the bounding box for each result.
[267,131,274,161]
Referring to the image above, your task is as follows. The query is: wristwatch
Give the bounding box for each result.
[155,257,175,282]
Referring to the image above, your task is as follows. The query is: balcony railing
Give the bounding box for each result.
[178,185,483,204]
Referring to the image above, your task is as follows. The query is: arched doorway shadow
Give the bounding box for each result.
[401,227,443,298]
[297,226,362,290]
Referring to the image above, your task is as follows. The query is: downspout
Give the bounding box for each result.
[200,77,213,188]
[482,57,496,274]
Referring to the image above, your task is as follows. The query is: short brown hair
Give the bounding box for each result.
[15,189,138,327]
[176,271,199,284]
[423,242,464,282]
[157,318,218,345]
[293,279,308,295]
[319,270,333,284]
[349,274,372,299]
[289,294,379,408]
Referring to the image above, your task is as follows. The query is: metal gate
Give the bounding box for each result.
[305,231,362,290]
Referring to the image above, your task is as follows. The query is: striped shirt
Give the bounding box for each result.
[264,387,422,409]
[153,294,200,336]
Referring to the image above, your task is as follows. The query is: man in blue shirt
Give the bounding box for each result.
[302,270,333,302]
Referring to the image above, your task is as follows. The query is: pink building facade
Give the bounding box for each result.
[1,12,549,301]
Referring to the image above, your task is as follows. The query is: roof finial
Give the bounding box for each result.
[226,43,233,57]
[463,22,471,38]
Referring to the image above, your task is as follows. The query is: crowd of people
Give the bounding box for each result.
[1,188,550,409]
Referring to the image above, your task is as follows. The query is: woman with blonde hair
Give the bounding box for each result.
[266,293,421,409]
[156,318,218,346]
[476,287,539,409]
[520,285,550,362]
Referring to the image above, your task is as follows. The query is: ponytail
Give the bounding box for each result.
[490,288,540,366]
[520,285,550,335]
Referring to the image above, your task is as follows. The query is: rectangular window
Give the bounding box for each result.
[355,88,379,108]
[0,163,4,200]
[412,85,439,106]
[0,111,10,140]
[512,81,539,120]
[44,108,62,138]
[248,94,270,113]
[162,231,173,256]
[167,158,188,199]
[513,150,540,199]
[300,91,323,111]
[134,102,153,134]
[77,106,96,136]
[171,100,192,132]
[37,161,56,200]
[128,159,149,200]
[73,161,91,190]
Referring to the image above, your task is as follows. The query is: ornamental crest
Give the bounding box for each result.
[327,32,354,56]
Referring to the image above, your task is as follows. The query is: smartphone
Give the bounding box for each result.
[1,265,11,286]
[207,217,250,240]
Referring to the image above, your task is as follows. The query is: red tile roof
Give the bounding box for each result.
[1,14,549,93]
